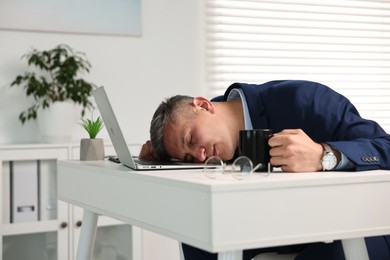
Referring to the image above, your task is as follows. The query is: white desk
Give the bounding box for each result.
[57,160,390,260]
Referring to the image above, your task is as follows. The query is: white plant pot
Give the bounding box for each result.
[37,101,77,143]
[80,138,105,161]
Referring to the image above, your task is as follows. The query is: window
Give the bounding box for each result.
[205,0,390,132]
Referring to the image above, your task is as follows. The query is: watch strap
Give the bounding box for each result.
[322,143,333,154]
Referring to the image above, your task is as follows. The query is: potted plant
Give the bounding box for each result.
[79,116,105,161]
[10,44,96,142]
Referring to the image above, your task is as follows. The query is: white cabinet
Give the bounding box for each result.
[1,144,69,260]
[0,143,181,260]
[0,143,134,260]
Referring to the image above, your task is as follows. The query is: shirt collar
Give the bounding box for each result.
[227,88,253,130]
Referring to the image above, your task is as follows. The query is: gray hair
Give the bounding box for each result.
[150,95,195,161]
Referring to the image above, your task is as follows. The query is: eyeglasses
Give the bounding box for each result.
[203,155,270,180]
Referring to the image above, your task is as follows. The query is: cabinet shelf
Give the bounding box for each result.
[2,217,125,237]
[2,220,61,236]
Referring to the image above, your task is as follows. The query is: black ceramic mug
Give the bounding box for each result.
[239,129,273,172]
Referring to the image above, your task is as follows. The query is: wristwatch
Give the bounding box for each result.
[321,143,338,171]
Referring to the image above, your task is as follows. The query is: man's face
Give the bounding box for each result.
[163,107,237,162]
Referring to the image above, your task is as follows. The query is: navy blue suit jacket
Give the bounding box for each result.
[223,80,390,171]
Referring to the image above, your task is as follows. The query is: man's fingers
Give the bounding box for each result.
[139,140,158,161]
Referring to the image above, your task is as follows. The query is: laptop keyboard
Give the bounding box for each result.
[134,158,156,165]
[108,155,182,166]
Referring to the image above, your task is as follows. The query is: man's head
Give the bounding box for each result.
[150,95,195,161]
[150,95,241,162]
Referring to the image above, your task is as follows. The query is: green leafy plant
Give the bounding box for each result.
[10,44,96,124]
[80,116,104,139]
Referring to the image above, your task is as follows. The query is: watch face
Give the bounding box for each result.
[322,153,337,170]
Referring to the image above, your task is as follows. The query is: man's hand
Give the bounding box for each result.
[268,129,323,172]
[139,140,158,161]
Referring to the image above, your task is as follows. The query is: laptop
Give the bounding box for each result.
[93,86,206,170]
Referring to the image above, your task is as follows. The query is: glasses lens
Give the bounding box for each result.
[231,156,253,180]
[203,156,223,179]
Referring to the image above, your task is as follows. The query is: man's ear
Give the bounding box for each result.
[193,97,215,114]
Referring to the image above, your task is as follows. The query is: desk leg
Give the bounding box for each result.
[217,250,243,260]
[76,210,99,260]
[341,238,369,260]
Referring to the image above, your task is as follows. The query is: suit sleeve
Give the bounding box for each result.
[311,84,390,171]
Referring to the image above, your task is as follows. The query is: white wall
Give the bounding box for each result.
[0,0,205,145]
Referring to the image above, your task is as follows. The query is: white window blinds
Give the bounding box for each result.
[205,0,390,132]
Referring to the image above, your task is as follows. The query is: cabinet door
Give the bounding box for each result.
[1,158,71,260]
[57,200,71,260]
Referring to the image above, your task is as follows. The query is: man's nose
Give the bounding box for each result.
[191,146,206,162]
